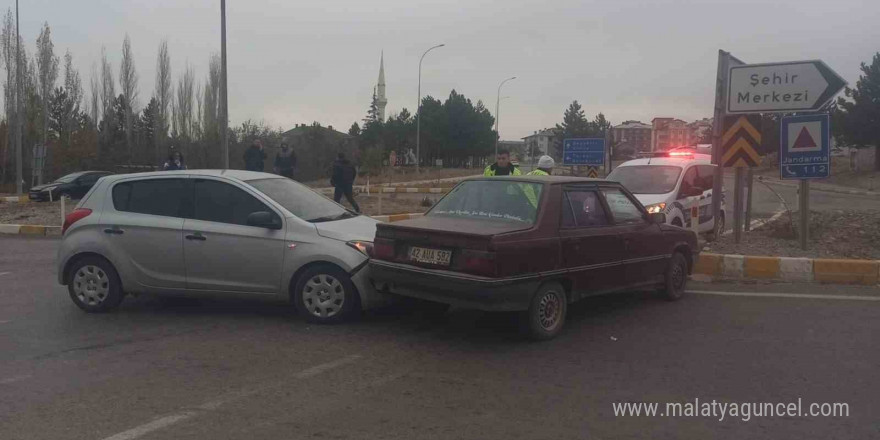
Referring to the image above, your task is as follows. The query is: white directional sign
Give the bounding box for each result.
[727,60,846,114]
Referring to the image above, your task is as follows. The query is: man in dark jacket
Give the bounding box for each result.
[273,141,297,179]
[330,152,361,213]
[243,139,267,171]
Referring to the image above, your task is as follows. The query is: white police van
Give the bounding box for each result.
[606,150,726,236]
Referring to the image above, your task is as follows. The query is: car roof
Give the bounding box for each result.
[614,156,712,168]
[462,175,613,185]
[99,169,279,183]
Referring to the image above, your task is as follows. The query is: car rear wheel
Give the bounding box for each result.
[67,257,125,313]
[522,282,567,341]
[294,264,360,324]
[661,252,689,301]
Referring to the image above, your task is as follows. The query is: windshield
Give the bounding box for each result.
[54,172,85,183]
[246,178,352,222]
[428,180,542,224]
[606,165,682,194]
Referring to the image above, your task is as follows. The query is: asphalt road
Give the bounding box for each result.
[1,236,878,440]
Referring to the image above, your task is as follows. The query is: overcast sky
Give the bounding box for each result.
[14,0,880,140]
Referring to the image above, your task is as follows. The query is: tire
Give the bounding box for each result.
[293,264,360,324]
[661,252,689,301]
[67,257,125,313]
[521,282,567,341]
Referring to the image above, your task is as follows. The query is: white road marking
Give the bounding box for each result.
[97,354,362,440]
[689,290,880,302]
[0,271,11,276]
[0,320,11,324]
[100,412,198,440]
[722,209,785,236]
[0,374,32,385]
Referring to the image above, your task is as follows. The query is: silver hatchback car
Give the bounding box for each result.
[57,170,385,323]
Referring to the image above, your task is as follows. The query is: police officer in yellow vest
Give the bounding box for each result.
[527,155,555,176]
[483,149,522,176]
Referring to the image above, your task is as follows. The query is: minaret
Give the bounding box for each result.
[377,51,387,122]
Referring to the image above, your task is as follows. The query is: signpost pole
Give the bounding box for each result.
[744,168,754,231]
[710,51,730,237]
[733,167,744,243]
[799,180,809,250]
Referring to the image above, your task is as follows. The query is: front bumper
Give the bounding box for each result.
[28,191,50,201]
[368,260,540,312]
[350,262,393,310]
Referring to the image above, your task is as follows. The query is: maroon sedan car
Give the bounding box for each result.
[369,176,698,340]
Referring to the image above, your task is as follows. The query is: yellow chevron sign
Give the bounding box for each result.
[587,167,599,178]
[721,115,762,168]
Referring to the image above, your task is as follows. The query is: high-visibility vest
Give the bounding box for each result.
[483,164,522,176]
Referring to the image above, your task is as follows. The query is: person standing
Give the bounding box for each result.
[163,150,186,171]
[527,155,555,176]
[483,149,521,176]
[243,139,267,172]
[330,152,361,213]
[273,141,297,179]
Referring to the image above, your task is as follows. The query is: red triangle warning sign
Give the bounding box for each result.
[792,127,817,150]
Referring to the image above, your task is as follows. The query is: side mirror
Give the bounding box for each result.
[247,211,281,230]
[649,212,666,224]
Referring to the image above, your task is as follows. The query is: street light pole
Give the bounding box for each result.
[494,76,516,158]
[415,43,444,174]
[220,0,229,169]
[14,0,22,194]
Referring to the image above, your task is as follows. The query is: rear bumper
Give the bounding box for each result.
[368,260,539,312]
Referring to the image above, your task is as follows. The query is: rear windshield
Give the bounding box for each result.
[606,165,682,194]
[428,180,543,224]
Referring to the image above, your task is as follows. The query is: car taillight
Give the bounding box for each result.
[372,238,396,260]
[62,208,92,234]
[461,251,497,277]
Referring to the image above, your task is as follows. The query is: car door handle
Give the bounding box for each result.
[185,233,207,241]
[103,227,124,235]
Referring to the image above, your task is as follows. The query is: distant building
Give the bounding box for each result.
[651,118,690,151]
[498,140,526,160]
[687,118,713,145]
[612,120,652,156]
[522,128,558,161]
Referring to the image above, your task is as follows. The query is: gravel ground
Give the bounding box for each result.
[705,209,880,259]
[0,201,73,226]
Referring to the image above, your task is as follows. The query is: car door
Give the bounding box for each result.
[183,178,286,293]
[696,165,718,232]
[600,187,666,287]
[558,187,623,299]
[675,166,702,229]
[100,177,187,290]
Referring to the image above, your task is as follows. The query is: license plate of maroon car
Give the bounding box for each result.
[408,246,452,266]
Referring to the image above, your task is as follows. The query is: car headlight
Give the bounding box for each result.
[645,203,666,214]
[347,241,373,256]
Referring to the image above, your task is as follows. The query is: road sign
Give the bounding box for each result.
[780,114,830,179]
[562,138,605,166]
[721,115,762,167]
[727,60,846,114]
[586,166,599,178]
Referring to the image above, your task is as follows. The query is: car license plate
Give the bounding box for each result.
[408,246,451,266]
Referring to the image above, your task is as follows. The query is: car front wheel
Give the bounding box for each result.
[67,257,125,312]
[522,282,567,341]
[661,252,689,301]
[293,264,360,324]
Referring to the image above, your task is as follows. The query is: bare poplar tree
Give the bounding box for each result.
[1,9,15,182]
[35,22,58,183]
[202,53,221,142]
[174,64,195,142]
[89,63,99,131]
[100,47,114,125]
[153,39,171,164]
[119,35,138,164]
[59,51,82,150]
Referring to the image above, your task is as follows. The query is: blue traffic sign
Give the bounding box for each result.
[780,114,830,180]
[563,138,605,166]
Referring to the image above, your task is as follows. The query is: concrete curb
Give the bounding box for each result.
[0,195,29,203]
[694,253,879,286]
[0,224,61,236]
[318,187,451,195]
[759,178,879,197]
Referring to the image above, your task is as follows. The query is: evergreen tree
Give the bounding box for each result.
[834,52,880,171]
[348,122,360,137]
